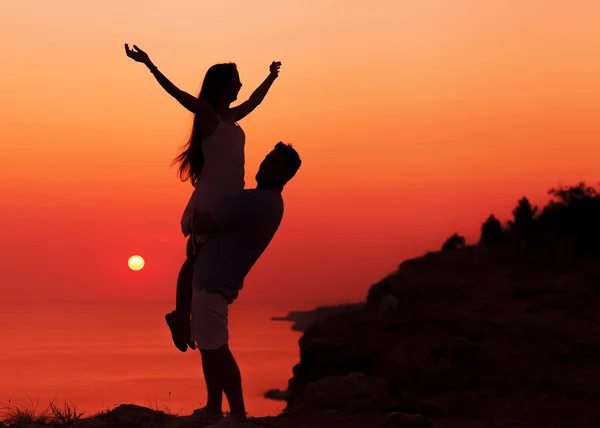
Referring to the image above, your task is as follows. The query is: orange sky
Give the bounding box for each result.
[1,0,599,304]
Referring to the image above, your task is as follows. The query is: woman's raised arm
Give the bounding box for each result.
[125,43,213,116]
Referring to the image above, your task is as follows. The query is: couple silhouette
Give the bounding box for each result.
[126,44,301,427]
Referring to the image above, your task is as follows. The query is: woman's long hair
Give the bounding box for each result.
[173,63,237,186]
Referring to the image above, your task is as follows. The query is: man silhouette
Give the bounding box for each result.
[186,142,301,426]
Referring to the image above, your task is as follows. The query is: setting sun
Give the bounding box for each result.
[128,255,145,271]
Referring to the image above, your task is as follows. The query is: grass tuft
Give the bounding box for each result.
[48,399,85,425]
[146,392,181,416]
[0,392,84,426]
[89,407,114,420]
[0,390,185,426]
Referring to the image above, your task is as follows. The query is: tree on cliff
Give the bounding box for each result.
[549,182,597,205]
[537,182,600,258]
[479,214,505,247]
[508,197,538,235]
[441,233,466,251]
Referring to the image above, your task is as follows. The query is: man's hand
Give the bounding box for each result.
[269,61,282,77]
[125,43,151,65]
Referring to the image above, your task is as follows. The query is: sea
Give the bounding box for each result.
[0,299,305,417]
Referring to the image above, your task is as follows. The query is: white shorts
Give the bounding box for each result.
[191,287,229,350]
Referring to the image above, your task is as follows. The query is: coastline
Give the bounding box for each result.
[270,302,365,332]
[264,302,365,402]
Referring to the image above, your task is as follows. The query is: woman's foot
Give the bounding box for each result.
[187,330,197,350]
[165,311,189,352]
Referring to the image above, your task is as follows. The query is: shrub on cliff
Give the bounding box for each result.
[479,215,505,247]
[441,233,466,252]
[478,182,600,261]
[538,182,600,258]
[508,197,538,236]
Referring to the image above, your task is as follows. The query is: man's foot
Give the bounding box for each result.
[165,311,189,352]
[190,407,224,425]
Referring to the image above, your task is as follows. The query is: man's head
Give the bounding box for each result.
[256,142,302,189]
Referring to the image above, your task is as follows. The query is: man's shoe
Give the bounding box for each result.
[190,407,224,425]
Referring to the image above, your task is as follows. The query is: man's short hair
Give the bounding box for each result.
[274,142,302,179]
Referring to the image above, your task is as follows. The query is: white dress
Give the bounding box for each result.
[180,119,246,243]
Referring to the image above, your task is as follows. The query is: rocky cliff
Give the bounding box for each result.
[278,247,600,427]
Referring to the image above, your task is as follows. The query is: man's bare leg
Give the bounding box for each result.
[199,349,225,418]
[200,345,247,421]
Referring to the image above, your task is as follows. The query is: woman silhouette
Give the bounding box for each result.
[125,43,281,352]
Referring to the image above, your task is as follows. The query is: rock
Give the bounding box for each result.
[69,419,108,428]
[382,412,432,428]
[283,248,600,425]
[493,419,539,428]
[113,404,163,419]
[102,405,171,427]
[464,330,487,343]
[413,399,449,417]
[287,372,391,414]
[305,372,389,410]
[264,388,290,401]
[162,417,200,428]
[382,393,450,418]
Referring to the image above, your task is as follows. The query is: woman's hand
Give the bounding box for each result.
[125,43,151,65]
[269,61,282,77]
[230,62,281,121]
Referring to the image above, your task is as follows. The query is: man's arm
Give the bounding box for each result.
[230,62,280,122]
[193,191,262,235]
